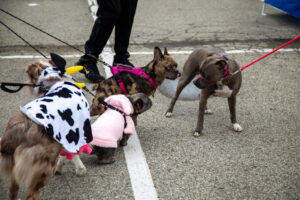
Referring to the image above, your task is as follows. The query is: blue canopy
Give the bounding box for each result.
[265,0,300,19]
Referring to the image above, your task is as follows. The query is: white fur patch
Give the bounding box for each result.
[165,112,173,118]
[39,60,52,68]
[233,123,243,132]
[73,155,87,176]
[193,132,200,137]
[204,109,213,114]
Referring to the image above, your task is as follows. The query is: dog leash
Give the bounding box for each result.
[80,85,128,128]
[0,9,113,68]
[197,36,300,83]
[0,82,41,93]
[223,35,300,79]
[240,35,300,72]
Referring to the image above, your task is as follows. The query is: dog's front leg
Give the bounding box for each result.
[55,156,66,175]
[120,134,131,146]
[72,155,87,176]
[194,91,211,137]
[228,95,243,132]
[131,114,138,126]
[165,75,194,117]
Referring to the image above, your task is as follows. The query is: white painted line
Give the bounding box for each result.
[123,133,159,200]
[1,48,299,59]
[87,1,158,200]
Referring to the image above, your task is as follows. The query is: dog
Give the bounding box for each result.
[88,93,152,164]
[0,54,93,200]
[90,46,179,121]
[165,47,243,137]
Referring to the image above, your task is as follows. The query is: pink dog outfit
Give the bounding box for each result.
[91,95,135,148]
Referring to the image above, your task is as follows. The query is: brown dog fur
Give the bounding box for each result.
[0,59,81,200]
[0,112,62,200]
[90,47,180,119]
[165,47,243,137]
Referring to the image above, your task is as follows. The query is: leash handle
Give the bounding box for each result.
[1,84,24,93]
[0,82,36,93]
[0,82,40,93]
[241,35,300,71]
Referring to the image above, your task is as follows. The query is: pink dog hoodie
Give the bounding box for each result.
[91,95,135,148]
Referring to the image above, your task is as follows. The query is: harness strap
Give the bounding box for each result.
[116,75,128,94]
[111,65,157,94]
[96,95,127,128]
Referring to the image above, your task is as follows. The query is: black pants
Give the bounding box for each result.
[84,0,138,61]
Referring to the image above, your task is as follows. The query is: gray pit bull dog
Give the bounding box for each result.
[165,47,243,137]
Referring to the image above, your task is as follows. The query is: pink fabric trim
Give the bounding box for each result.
[60,143,92,160]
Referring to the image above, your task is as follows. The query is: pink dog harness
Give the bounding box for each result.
[111,65,157,94]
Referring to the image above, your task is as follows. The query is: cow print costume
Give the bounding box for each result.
[20,67,93,153]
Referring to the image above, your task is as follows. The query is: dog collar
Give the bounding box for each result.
[198,53,231,83]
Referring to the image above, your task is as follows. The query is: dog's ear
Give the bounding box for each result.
[154,47,164,61]
[26,62,45,83]
[133,98,145,113]
[164,47,169,56]
[50,53,66,74]
[215,59,227,70]
[129,93,152,114]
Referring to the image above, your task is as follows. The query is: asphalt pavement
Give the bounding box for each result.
[0,0,299,199]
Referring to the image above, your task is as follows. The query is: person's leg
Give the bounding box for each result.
[113,0,138,67]
[77,0,121,82]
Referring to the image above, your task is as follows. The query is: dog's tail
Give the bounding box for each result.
[0,137,14,182]
[158,79,201,101]
[12,144,59,188]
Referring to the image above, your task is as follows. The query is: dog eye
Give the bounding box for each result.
[166,66,171,70]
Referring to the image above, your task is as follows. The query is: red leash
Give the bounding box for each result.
[240,35,300,71]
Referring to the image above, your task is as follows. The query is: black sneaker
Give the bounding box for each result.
[112,58,135,68]
[75,55,105,83]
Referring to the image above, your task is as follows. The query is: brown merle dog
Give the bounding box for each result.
[90,46,179,145]
[91,46,179,115]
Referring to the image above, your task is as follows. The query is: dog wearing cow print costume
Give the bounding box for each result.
[0,53,93,200]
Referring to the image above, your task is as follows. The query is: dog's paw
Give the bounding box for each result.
[55,170,62,175]
[75,166,87,176]
[98,157,116,165]
[204,109,213,115]
[165,112,173,118]
[193,131,203,137]
[119,140,128,146]
[233,123,243,132]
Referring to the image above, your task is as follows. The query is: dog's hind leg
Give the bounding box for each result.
[165,75,195,117]
[72,155,87,176]
[56,155,87,176]
[9,178,19,200]
[55,156,66,175]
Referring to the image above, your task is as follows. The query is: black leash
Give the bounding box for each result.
[0,8,112,68]
[1,9,128,127]
[0,82,41,93]
[0,21,47,59]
